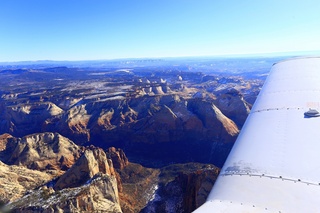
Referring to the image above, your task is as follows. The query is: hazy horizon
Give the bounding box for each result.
[1,49,320,64]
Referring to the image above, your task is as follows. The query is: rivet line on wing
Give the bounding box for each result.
[220,173,320,186]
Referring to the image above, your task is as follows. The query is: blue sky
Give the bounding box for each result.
[0,0,320,62]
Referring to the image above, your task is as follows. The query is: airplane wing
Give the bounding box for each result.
[194,57,320,212]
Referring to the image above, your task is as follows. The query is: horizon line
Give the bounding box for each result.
[1,50,320,64]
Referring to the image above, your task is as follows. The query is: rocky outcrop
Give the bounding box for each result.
[0,134,220,213]
[7,174,122,213]
[6,132,81,172]
[0,133,124,213]
[0,133,18,162]
[54,148,115,190]
[56,103,91,143]
[86,95,239,167]
[115,162,220,213]
[58,97,83,110]
[2,102,64,137]
[214,88,251,127]
[116,163,161,213]
[0,90,246,167]
[177,169,219,212]
[0,133,13,151]
[6,148,122,213]
[107,147,129,170]
[0,65,265,213]
[187,99,239,139]
[141,163,220,213]
[0,161,52,203]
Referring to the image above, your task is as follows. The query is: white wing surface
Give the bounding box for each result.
[195,57,320,212]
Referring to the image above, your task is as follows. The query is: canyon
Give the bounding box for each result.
[0,58,269,212]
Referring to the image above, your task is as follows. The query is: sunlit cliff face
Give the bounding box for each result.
[0,57,267,212]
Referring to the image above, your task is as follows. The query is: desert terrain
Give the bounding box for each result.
[0,57,277,212]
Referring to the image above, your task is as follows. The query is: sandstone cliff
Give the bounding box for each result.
[6,174,122,213]
[141,163,220,213]
[2,102,63,137]
[5,132,82,172]
[6,146,122,213]
[1,90,245,167]
[54,148,115,190]
[0,132,221,213]
[0,161,52,203]
[107,147,129,170]
[213,88,251,128]
[0,133,18,162]
[116,163,160,213]
[0,61,265,213]
[85,94,239,167]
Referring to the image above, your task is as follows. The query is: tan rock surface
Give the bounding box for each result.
[7,174,122,213]
[0,161,52,203]
[6,147,122,213]
[4,102,64,136]
[214,88,251,127]
[57,104,91,143]
[0,133,13,151]
[54,148,114,190]
[212,104,239,137]
[8,132,81,172]
[1,92,245,167]
[0,133,18,162]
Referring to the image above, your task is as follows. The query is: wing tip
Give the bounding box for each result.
[272,56,320,66]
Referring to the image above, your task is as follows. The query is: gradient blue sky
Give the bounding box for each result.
[1,0,320,62]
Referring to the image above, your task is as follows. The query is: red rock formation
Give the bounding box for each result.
[177,169,219,212]
[0,133,13,151]
[54,148,114,190]
[0,92,245,167]
[107,147,129,170]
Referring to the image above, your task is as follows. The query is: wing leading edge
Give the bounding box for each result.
[195,57,320,212]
